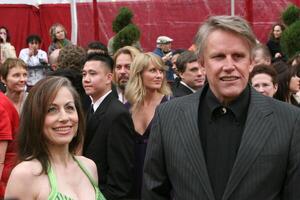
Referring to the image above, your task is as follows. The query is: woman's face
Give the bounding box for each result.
[273,25,282,39]
[0,28,7,42]
[43,87,78,147]
[55,26,65,40]
[251,73,277,97]
[3,66,27,93]
[142,62,164,91]
[289,75,300,93]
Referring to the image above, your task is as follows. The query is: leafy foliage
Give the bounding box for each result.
[111,7,141,53]
[113,24,141,52]
[281,4,300,26]
[281,20,300,58]
[112,7,133,33]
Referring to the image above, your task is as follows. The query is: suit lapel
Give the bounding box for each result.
[222,89,274,200]
[177,91,215,200]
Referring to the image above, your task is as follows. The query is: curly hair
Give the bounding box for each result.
[57,45,86,71]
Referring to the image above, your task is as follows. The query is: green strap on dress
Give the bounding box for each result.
[47,156,106,200]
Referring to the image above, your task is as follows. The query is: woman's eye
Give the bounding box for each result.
[66,105,75,112]
[47,107,57,113]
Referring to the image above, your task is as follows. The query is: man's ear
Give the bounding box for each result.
[106,72,113,83]
[178,71,184,79]
[274,83,278,93]
[0,76,6,84]
[249,60,254,73]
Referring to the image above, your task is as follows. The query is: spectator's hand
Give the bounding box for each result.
[0,34,6,43]
[162,52,172,62]
[275,52,282,58]
[29,48,38,57]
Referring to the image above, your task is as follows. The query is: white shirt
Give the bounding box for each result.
[19,48,48,66]
[116,87,127,104]
[180,81,197,93]
[91,90,112,112]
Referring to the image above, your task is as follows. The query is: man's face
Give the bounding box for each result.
[160,43,172,53]
[82,60,112,101]
[253,49,271,66]
[28,41,40,51]
[114,53,132,90]
[179,61,205,90]
[200,29,253,104]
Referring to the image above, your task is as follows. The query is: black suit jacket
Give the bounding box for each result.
[143,85,300,200]
[83,92,135,200]
[171,82,193,97]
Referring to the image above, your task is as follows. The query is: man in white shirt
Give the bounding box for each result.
[172,50,206,97]
[82,53,136,199]
[19,34,48,86]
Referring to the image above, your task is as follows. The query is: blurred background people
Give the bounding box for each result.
[172,50,206,97]
[87,41,108,55]
[0,58,28,114]
[288,53,300,66]
[273,61,300,107]
[0,26,16,92]
[171,49,185,79]
[0,92,19,198]
[19,34,48,88]
[266,23,286,63]
[249,64,278,97]
[251,43,272,66]
[48,49,60,71]
[288,54,300,103]
[124,52,171,198]
[153,36,174,82]
[112,46,140,103]
[0,26,16,64]
[48,23,72,55]
[49,44,90,113]
[5,76,105,200]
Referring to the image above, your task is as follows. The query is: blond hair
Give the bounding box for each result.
[112,46,141,83]
[125,52,171,107]
[195,15,257,60]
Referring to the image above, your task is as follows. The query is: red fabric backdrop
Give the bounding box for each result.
[0,0,300,55]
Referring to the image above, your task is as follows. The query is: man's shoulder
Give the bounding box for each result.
[159,92,199,112]
[251,91,300,118]
[270,97,300,116]
[153,48,163,57]
[105,94,130,114]
[172,82,193,97]
[19,48,29,53]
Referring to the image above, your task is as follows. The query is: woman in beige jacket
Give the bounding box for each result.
[0,26,16,64]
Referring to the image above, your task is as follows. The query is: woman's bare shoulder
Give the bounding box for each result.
[75,156,98,183]
[10,160,43,178]
[5,160,48,199]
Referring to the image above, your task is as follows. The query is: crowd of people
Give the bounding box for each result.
[0,15,299,200]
